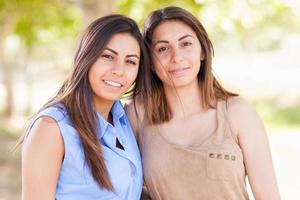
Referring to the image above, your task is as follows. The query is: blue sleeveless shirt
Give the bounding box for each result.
[25,101,143,200]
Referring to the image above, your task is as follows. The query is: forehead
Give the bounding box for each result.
[152,19,197,41]
[106,32,140,54]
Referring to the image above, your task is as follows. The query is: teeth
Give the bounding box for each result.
[104,80,122,87]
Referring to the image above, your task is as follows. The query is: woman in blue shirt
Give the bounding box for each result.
[20,14,150,200]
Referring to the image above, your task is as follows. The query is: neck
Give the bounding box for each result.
[164,80,203,118]
[94,98,114,122]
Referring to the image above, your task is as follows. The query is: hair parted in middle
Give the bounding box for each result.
[138,6,238,124]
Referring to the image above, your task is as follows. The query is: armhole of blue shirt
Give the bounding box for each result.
[23,106,69,165]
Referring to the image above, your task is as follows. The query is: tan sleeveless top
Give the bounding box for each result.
[138,100,249,200]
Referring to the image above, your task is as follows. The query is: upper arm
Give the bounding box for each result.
[227,97,280,199]
[22,116,64,200]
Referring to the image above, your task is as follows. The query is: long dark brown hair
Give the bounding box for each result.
[18,14,151,191]
[138,6,238,124]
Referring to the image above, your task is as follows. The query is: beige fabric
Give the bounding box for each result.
[138,100,249,200]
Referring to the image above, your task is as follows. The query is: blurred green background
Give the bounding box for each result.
[0,0,299,199]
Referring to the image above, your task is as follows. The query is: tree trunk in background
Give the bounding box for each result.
[0,15,18,118]
[0,0,117,117]
[77,0,116,26]
[2,67,13,117]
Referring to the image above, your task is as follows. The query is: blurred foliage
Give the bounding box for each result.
[0,0,83,118]
[254,101,300,128]
[117,0,300,51]
[0,0,299,124]
[1,0,299,54]
[0,0,82,47]
[117,0,203,27]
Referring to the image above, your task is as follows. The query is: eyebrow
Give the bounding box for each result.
[104,47,139,59]
[153,34,194,47]
[178,34,194,41]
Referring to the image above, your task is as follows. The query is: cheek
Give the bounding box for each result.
[153,57,166,73]
[186,50,202,69]
[154,64,168,81]
[154,53,169,65]
[195,55,202,69]
[126,67,139,84]
[88,65,100,84]
[88,68,95,85]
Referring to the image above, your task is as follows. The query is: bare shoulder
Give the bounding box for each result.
[227,96,253,111]
[23,116,64,155]
[227,96,257,117]
[27,116,61,141]
[22,116,64,199]
[226,96,262,133]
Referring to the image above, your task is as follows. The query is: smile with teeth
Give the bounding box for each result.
[103,80,123,88]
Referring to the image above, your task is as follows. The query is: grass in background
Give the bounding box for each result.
[253,100,300,129]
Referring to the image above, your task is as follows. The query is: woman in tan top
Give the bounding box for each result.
[126,6,280,200]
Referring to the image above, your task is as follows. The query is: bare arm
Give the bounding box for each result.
[227,97,280,200]
[22,117,64,200]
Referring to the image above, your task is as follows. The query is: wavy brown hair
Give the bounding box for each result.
[139,6,238,124]
[18,14,151,191]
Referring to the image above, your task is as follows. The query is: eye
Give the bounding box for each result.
[127,59,137,65]
[101,54,113,60]
[157,46,169,53]
[182,41,192,47]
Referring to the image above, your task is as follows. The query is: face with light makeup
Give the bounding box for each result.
[88,32,140,105]
[151,19,204,89]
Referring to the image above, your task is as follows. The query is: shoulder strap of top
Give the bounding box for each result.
[212,100,239,145]
[211,100,226,145]
[223,100,239,143]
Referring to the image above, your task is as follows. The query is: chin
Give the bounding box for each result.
[167,78,197,88]
[95,92,123,103]
[104,94,123,101]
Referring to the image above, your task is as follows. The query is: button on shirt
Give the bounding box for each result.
[26,101,143,200]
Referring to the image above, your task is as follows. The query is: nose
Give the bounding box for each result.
[111,62,124,76]
[171,47,183,63]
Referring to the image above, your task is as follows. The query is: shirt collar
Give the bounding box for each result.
[111,100,126,123]
[96,100,126,139]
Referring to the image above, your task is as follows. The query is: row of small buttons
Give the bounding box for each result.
[209,153,236,160]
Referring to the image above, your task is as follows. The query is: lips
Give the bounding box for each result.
[103,80,123,88]
[168,67,190,76]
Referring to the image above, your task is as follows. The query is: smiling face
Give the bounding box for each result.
[151,20,204,89]
[88,32,140,106]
